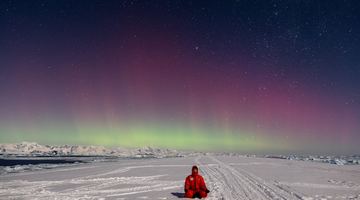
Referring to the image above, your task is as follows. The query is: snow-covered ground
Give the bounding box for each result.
[1,155,359,200]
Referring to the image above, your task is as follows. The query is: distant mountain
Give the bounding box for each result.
[0,141,183,158]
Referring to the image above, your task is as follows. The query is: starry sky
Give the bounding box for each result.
[0,0,359,154]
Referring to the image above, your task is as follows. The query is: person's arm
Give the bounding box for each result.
[184,176,190,192]
[200,176,210,193]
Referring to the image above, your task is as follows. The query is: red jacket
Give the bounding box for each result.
[184,174,208,192]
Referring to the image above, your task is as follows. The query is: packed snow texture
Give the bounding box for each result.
[1,155,359,200]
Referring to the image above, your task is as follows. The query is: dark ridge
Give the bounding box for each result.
[0,158,84,166]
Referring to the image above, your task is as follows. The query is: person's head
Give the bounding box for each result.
[191,165,198,176]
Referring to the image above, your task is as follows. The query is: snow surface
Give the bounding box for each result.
[1,155,359,200]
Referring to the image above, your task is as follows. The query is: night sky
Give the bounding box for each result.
[1,0,359,154]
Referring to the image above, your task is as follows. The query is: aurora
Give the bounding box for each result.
[0,0,359,154]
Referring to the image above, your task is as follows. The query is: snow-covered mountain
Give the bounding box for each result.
[0,141,183,158]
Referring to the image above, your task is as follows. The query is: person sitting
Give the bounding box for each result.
[184,165,210,198]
